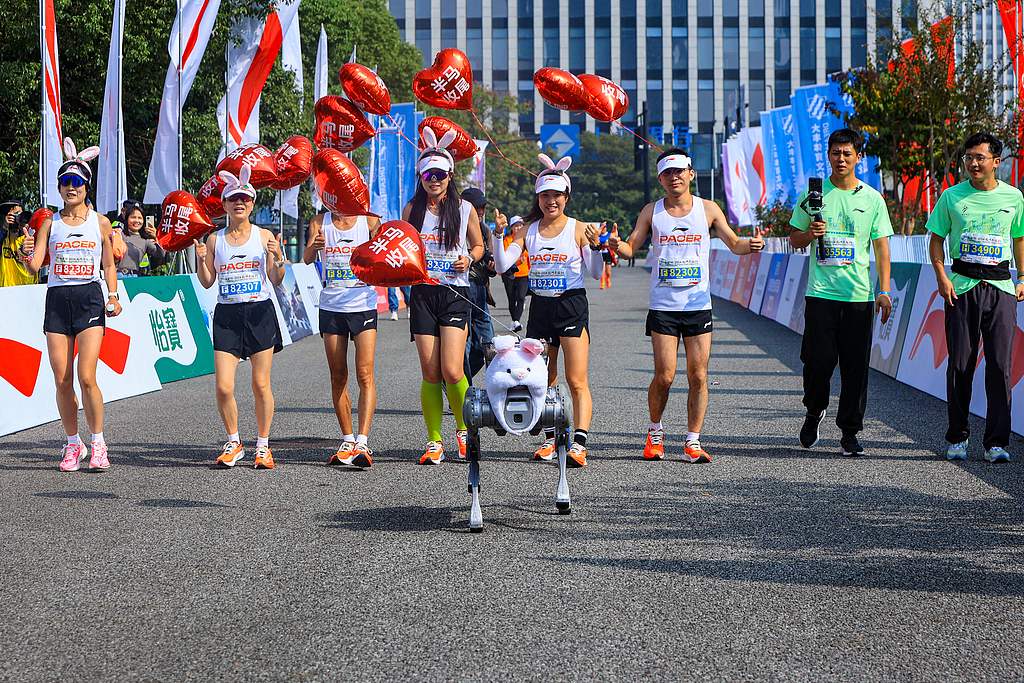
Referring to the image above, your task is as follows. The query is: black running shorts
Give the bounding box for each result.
[526,288,589,348]
[602,251,615,264]
[409,283,471,338]
[43,282,106,337]
[646,309,713,338]
[213,299,283,359]
[319,308,377,340]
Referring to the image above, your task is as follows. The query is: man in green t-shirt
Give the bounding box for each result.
[790,129,893,457]
[927,132,1024,463]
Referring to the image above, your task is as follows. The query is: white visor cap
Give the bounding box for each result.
[535,172,570,194]
[418,156,452,175]
[509,215,523,225]
[657,154,693,175]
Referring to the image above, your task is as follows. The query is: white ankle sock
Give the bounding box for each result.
[228,432,240,443]
[91,432,104,444]
[650,422,662,431]
[343,433,355,443]
[256,437,269,448]
[355,434,368,445]
[686,431,700,443]
[67,434,80,446]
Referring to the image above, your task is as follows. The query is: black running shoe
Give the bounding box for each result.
[799,410,825,448]
[840,432,865,457]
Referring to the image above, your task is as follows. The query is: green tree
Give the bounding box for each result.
[831,3,1017,235]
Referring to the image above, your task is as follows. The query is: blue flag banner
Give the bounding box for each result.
[761,106,798,204]
[826,79,882,191]
[368,103,421,222]
[790,84,834,192]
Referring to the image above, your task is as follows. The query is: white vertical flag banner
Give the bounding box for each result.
[276,9,303,218]
[469,139,489,189]
[311,23,328,211]
[40,0,64,208]
[143,0,224,203]
[219,1,300,158]
[97,0,127,214]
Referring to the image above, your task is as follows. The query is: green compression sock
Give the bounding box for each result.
[446,376,470,431]
[421,380,444,442]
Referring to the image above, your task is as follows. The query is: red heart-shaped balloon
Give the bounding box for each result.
[578,74,629,122]
[270,136,314,191]
[339,63,392,116]
[419,117,479,162]
[157,191,215,252]
[216,143,279,189]
[412,48,474,110]
[312,149,371,216]
[534,68,592,111]
[196,174,227,219]
[29,208,54,267]
[350,220,432,287]
[313,96,376,153]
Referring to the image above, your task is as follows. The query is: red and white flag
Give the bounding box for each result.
[40,0,64,207]
[273,10,304,218]
[312,23,328,211]
[97,0,126,214]
[218,1,300,159]
[144,0,224,203]
[997,0,1024,184]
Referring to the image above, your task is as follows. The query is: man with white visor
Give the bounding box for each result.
[609,149,763,462]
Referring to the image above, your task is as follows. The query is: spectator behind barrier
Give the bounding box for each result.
[0,200,38,287]
[115,201,167,277]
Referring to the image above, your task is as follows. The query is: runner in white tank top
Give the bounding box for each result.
[402,145,485,464]
[20,140,123,471]
[608,149,763,464]
[303,211,383,467]
[492,153,604,467]
[195,167,286,470]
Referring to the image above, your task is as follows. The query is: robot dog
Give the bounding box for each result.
[462,335,572,532]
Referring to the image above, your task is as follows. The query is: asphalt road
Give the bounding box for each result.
[2,265,1022,683]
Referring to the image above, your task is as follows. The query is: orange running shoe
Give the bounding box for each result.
[533,438,556,461]
[682,439,711,463]
[566,442,587,467]
[254,445,275,469]
[456,430,468,459]
[643,429,665,460]
[349,443,373,468]
[329,441,355,466]
[216,441,244,468]
[420,441,444,465]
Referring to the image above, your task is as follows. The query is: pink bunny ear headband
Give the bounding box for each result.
[417,126,457,173]
[535,153,572,194]
[57,138,100,183]
[219,165,257,200]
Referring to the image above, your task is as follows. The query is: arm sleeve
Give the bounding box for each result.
[493,237,523,273]
[583,245,604,280]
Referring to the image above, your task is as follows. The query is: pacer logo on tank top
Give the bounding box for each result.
[529,248,568,296]
[53,233,98,281]
[323,241,362,289]
[219,253,263,302]
[658,225,702,287]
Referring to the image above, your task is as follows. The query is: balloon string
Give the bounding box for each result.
[470,109,539,178]
[439,281,518,336]
[482,150,541,177]
[384,114,423,152]
[617,123,665,154]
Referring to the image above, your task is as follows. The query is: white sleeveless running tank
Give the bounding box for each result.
[47,209,103,288]
[648,198,712,312]
[420,201,472,287]
[214,225,272,305]
[523,218,583,297]
[319,214,376,313]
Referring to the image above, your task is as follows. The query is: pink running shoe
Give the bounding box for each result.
[89,441,110,470]
[59,443,88,472]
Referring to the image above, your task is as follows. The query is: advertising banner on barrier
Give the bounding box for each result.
[710,250,726,297]
[722,253,739,295]
[896,265,947,401]
[730,255,751,303]
[759,253,789,319]
[289,263,323,334]
[739,253,761,308]
[748,253,770,312]
[273,264,313,344]
[121,275,215,383]
[0,283,161,436]
[775,255,807,328]
[787,259,810,334]
[870,263,922,378]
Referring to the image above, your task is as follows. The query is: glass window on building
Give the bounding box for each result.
[850,28,867,68]
[723,27,739,70]
[825,27,841,73]
[391,0,405,40]
[569,0,586,72]
[749,27,765,70]
[723,0,738,17]
[416,0,431,65]
[467,0,483,79]
[648,30,663,81]
[697,81,714,134]
[774,0,790,19]
[697,27,715,70]
[518,25,534,81]
[544,102,560,124]
[648,89,664,127]
[440,0,457,47]
[748,83,765,126]
[544,27,560,67]
[622,0,638,80]
[518,0,533,19]
[876,0,892,58]
[696,0,712,15]
[672,82,689,128]
[594,0,611,76]
[800,28,816,83]
[672,28,688,77]
[749,0,764,17]
[691,133,712,171]
[624,89,638,124]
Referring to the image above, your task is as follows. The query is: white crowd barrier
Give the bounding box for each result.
[707,245,1024,437]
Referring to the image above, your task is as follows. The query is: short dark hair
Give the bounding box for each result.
[827,129,864,155]
[656,147,687,163]
[964,132,1003,157]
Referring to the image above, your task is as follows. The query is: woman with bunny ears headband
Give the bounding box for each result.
[194,164,286,470]
[19,138,123,472]
[492,153,605,467]
[401,125,486,465]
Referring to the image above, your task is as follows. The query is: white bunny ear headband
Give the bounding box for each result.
[535,153,572,194]
[417,126,457,173]
[57,137,100,183]
[219,165,257,200]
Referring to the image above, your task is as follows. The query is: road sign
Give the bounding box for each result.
[540,124,580,160]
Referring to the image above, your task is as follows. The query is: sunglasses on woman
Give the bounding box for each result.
[421,170,450,183]
[59,175,86,188]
